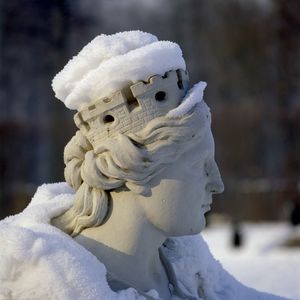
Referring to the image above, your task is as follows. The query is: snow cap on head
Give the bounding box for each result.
[52,30,186,111]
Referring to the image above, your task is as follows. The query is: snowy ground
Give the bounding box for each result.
[202,222,300,300]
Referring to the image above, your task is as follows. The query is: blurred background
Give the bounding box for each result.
[1,0,300,298]
[1,0,300,223]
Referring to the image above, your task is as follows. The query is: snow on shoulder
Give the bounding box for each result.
[0,182,288,300]
[0,183,143,300]
[52,31,186,111]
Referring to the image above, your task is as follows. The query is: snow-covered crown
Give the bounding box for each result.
[74,69,189,149]
[52,31,186,110]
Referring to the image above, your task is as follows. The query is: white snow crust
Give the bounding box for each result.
[167,81,207,118]
[0,183,287,300]
[52,31,186,111]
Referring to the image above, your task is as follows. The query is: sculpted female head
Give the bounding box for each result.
[51,31,224,238]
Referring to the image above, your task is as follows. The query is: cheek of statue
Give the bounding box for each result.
[138,128,224,237]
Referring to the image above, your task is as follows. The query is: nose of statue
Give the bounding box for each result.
[205,160,224,194]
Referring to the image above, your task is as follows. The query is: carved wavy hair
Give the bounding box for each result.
[52,102,211,236]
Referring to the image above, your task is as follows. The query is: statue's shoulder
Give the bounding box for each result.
[0,183,146,300]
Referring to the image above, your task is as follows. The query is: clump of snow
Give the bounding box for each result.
[52,31,186,111]
[0,183,288,299]
[53,31,157,103]
[167,81,207,118]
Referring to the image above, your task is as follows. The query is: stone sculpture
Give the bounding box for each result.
[0,31,287,300]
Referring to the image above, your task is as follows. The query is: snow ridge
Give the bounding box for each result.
[167,81,207,118]
[52,31,185,111]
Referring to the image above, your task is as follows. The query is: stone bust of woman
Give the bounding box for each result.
[0,31,285,300]
[51,30,224,299]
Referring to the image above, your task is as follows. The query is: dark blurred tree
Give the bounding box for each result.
[0,0,74,217]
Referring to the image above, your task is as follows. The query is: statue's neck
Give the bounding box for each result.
[74,190,171,299]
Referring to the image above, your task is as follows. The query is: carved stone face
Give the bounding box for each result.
[137,115,224,236]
